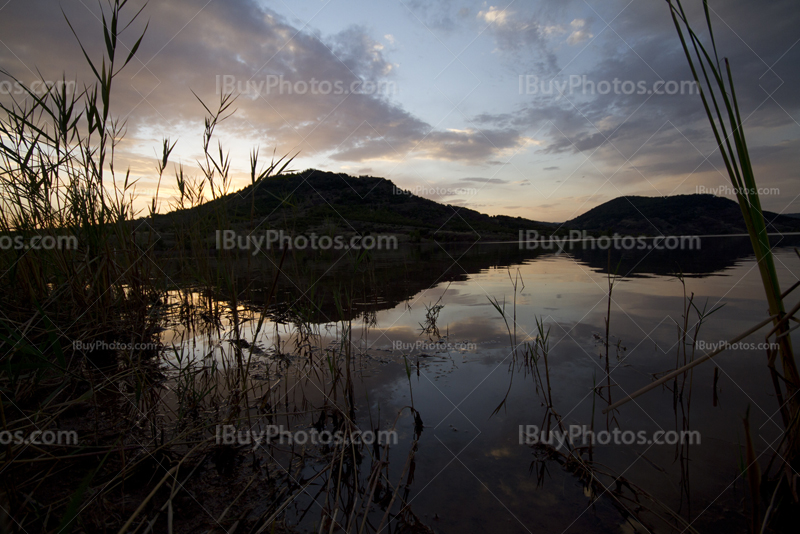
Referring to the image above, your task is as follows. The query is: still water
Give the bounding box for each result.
[162,238,800,533]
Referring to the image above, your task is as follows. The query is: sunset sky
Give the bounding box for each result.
[1,0,798,222]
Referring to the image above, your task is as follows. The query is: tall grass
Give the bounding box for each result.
[0,0,165,395]
[0,2,419,532]
[667,0,800,401]
[668,0,800,526]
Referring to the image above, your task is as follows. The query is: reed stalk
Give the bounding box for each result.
[667,0,800,465]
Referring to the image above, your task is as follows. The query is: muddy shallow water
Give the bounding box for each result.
[159,238,800,533]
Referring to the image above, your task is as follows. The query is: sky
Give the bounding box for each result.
[1,0,798,222]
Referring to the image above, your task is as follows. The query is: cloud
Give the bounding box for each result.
[566,18,593,45]
[403,0,471,32]
[476,5,559,73]
[473,0,800,205]
[477,6,512,26]
[413,128,531,162]
[458,177,508,184]
[0,0,528,170]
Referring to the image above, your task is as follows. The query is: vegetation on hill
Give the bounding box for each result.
[154,177,800,247]
[151,168,560,244]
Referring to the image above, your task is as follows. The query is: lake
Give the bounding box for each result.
[158,237,800,533]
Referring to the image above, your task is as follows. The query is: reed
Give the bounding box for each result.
[0,2,427,532]
[667,0,800,526]
[667,0,800,411]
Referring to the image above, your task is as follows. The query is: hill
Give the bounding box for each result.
[566,194,800,236]
[153,169,558,242]
[150,172,800,244]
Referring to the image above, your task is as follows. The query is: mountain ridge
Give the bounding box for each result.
[151,169,800,240]
[565,194,800,236]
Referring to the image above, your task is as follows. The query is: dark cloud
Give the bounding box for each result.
[402,0,472,32]
[0,0,524,166]
[476,4,563,75]
[415,127,527,162]
[459,177,508,184]
[472,0,800,206]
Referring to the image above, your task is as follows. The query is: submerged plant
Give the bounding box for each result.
[419,283,448,339]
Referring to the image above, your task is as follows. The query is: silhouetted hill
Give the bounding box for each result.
[155,169,558,242]
[151,172,800,244]
[566,194,800,235]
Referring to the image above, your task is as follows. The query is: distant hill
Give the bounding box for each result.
[566,194,800,235]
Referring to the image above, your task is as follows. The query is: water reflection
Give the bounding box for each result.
[159,239,799,532]
[164,235,800,324]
